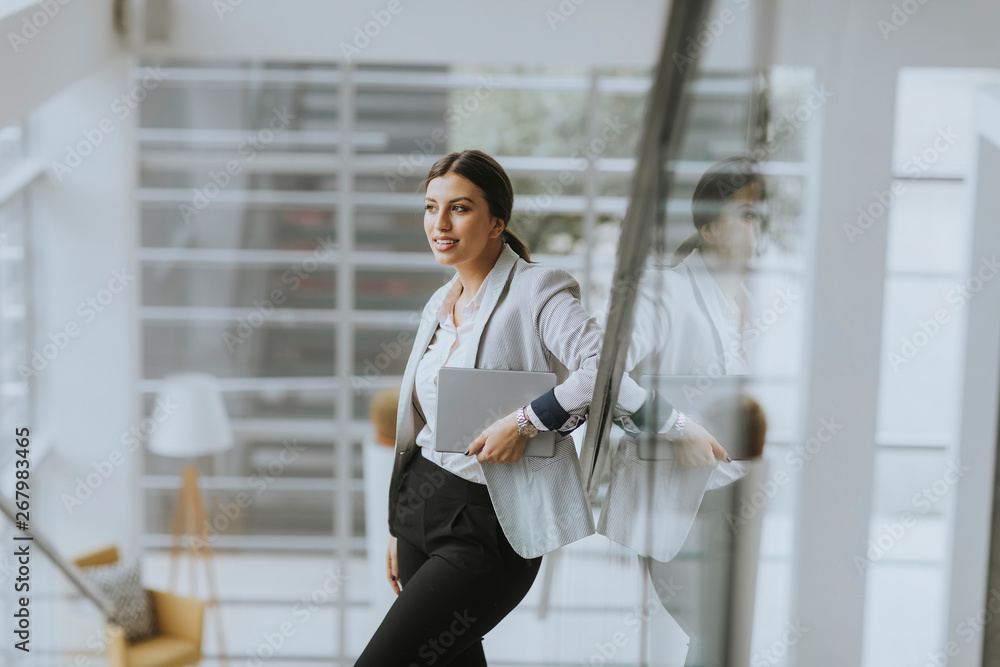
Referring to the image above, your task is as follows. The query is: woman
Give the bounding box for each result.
[599,155,769,561]
[355,150,724,666]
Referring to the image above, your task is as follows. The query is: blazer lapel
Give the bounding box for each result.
[683,248,732,367]
[454,242,521,368]
[395,273,459,445]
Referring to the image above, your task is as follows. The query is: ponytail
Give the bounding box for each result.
[502,229,534,263]
[671,232,703,266]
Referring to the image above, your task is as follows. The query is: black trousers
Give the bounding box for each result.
[355,451,542,667]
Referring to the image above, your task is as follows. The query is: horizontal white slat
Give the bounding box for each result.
[137,128,388,148]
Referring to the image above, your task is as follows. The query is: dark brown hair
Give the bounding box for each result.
[422,149,533,263]
[673,156,768,265]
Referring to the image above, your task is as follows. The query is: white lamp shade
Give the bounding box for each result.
[147,373,234,458]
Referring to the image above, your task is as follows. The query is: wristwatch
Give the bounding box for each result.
[664,410,687,441]
[516,405,539,438]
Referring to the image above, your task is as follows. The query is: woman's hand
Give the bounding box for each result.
[671,418,730,468]
[464,411,529,463]
[386,536,400,595]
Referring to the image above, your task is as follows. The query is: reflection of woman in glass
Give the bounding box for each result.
[599,156,770,561]
[598,156,771,665]
[667,155,767,374]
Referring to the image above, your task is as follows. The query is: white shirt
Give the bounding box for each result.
[627,247,754,379]
[412,275,549,484]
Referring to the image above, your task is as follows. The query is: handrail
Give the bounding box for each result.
[0,156,45,208]
[579,0,715,498]
[0,494,116,619]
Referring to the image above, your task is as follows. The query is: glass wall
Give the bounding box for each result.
[589,59,820,664]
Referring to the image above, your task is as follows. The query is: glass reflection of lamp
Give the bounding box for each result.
[148,373,231,666]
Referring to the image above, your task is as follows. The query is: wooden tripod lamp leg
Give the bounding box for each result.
[166,464,230,666]
[166,466,196,591]
[189,469,229,666]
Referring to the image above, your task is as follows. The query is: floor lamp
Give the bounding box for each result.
[148,373,233,666]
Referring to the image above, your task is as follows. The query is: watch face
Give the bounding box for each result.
[517,408,536,436]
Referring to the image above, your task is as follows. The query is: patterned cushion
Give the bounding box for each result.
[82,557,158,643]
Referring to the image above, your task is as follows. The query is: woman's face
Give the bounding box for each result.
[424,172,504,269]
[700,181,767,265]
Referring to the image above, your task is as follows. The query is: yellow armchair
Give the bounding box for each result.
[73,546,204,667]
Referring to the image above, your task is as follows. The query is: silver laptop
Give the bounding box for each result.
[436,367,557,458]
[636,374,755,461]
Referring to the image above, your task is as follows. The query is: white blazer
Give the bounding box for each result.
[388,242,648,559]
[597,248,750,562]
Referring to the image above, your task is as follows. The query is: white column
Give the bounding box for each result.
[775,6,897,665]
[944,85,1000,667]
[27,54,141,558]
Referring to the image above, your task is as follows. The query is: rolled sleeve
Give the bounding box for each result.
[524,402,550,431]
[528,389,581,432]
[619,389,678,434]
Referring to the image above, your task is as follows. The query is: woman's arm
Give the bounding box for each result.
[529,268,728,466]
[526,268,670,433]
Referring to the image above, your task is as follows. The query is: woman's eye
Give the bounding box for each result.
[453,205,466,212]
[425,204,435,212]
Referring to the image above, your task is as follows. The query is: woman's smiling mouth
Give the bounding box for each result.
[433,237,460,251]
